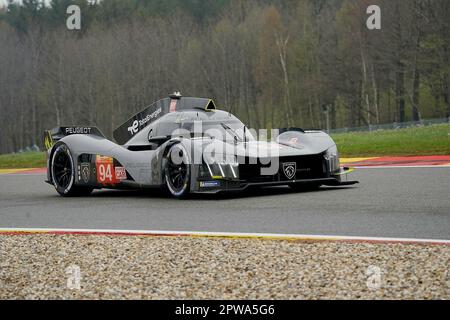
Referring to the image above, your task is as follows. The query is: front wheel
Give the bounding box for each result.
[50,142,93,197]
[164,144,190,198]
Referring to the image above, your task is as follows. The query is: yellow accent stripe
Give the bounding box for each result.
[205,99,216,111]
[340,157,377,164]
[0,228,329,242]
[335,167,355,176]
[190,234,309,242]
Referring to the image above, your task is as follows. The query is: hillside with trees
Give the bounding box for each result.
[0,0,449,153]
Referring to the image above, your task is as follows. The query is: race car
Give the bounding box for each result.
[44,93,357,198]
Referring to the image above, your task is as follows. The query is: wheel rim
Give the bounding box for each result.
[52,146,73,190]
[166,147,188,193]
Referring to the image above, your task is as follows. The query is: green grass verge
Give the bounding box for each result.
[332,124,450,157]
[0,124,448,168]
[0,151,46,169]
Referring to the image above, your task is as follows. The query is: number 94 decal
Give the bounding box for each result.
[95,155,126,185]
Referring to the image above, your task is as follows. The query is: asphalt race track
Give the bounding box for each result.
[0,167,449,240]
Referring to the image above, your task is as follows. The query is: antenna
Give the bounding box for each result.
[228,104,233,116]
[244,125,247,144]
[169,91,182,99]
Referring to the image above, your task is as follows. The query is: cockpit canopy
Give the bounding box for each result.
[125,109,254,147]
[155,110,255,143]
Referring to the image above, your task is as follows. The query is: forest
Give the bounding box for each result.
[0,0,449,154]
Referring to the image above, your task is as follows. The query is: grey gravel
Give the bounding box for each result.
[0,234,449,299]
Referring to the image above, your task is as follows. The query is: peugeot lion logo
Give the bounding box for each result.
[283,162,296,180]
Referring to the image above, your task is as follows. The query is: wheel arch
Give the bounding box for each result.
[161,140,193,198]
[159,138,193,182]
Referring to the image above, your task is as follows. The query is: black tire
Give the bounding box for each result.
[164,144,190,198]
[289,183,322,192]
[50,142,93,197]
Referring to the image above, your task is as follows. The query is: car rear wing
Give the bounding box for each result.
[113,94,216,145]
[43,126,105,151]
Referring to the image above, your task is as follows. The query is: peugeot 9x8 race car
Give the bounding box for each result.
[44,93,358,198]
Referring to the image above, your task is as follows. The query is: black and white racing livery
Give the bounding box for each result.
[44,93,357,198]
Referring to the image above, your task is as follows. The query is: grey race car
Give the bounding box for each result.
[44,93,357,198]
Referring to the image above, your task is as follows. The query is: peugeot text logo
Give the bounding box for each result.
[283,162,296,180]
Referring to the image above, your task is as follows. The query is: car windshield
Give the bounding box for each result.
[181,120,255,142]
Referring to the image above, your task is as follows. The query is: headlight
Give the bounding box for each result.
[325,145,340,173]
[203,154,239,179]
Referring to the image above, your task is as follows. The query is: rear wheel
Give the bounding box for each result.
[164,144,190,198]
[51,143,93,197]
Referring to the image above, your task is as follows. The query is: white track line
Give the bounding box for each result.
[0,227,449,245]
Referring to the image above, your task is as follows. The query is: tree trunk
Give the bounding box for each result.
[330,104,336,129]
[412,32,421,121]
[359,34,371,125]
[396,63,406,123]
[276,35,293,127]
[412,66,420,121]
[443,74,450,118]
[370,63,380,124]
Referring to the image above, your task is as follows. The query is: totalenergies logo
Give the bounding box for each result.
[127,107,162,136]
[127,120,139,135]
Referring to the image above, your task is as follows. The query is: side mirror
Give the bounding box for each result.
[148,135,170,145]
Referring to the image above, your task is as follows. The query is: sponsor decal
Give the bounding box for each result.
[65,127,92,134]
[95,155,116,185]
[283,162,296,180]
[169,99,178,113]
[127,107,162,136]
[80,163,90,183]
[96,155,113,162]
[200,181,220,188]
[115,167,127,180]
[127,120,139,135]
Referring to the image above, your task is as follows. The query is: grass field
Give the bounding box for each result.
[0,124,449,168]
[332,124,450,157]
[0,151,46,169]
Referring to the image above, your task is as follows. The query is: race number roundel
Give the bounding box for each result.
[95,155,117,185]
